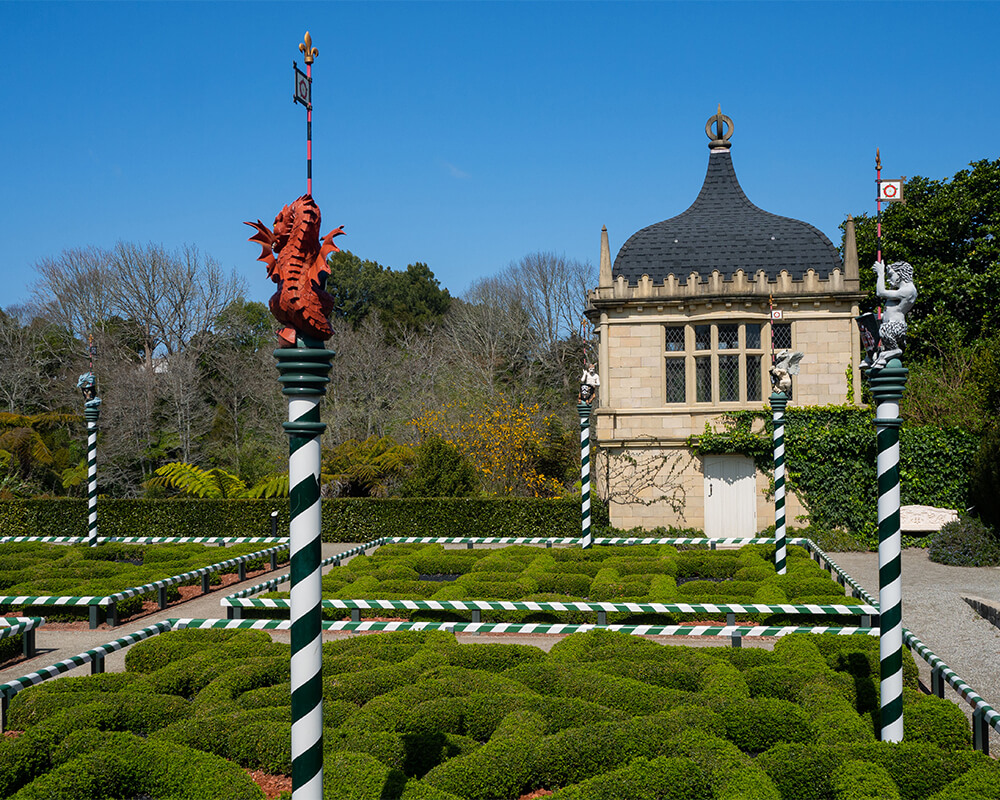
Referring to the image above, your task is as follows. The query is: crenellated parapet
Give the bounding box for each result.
[588,266,861,308]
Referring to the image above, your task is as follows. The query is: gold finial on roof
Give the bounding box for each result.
[705,104,734,149]
[299,31,319,64]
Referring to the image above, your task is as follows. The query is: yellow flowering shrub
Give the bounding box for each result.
[412,398,566,497]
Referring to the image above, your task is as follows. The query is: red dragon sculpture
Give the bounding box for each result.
[245,194,344,346]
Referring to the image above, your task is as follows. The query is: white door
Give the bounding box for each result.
[703,455,757,538]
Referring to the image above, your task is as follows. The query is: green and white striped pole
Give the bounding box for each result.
[276,337,333,799]
[770,391,788,574]
[84,405,99,548]
[869,358,908,742]
[578,402,592,549]
[77,370,101,548]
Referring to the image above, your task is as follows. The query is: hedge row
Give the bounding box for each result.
[2,627,974,800]
[266,543,864,625]
[0,542,286,621]
[0,497,610,541]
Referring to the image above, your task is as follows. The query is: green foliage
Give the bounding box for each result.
[0,497,592,540]
[694,405,977,543]
[848,160,1000,358]
[146,461,289,499]
[323,437,415,498]
[970,424,1000,530]
[928,764,1000,800]
[399,438,479,498]
[2,628,988,800]
[327,250,451,334]
[928,515,1000,566]
[830,759,899,800]
[0,543,277,620]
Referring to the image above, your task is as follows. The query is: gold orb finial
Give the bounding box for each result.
[705,104,734,149]
[299,31,319,64]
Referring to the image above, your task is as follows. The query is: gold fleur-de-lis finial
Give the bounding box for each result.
[299,31,319,64]
[876,147,882,171]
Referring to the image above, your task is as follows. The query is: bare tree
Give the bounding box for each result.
[444,277,539,398]
[32,247,117,341]
[107,242,244,370]
[501,252,596,354]
[326,316,445,442]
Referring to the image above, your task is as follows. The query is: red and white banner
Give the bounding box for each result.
[878,179,904,202]
[771,309,783,320]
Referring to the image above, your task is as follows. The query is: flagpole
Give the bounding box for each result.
[875,149,883,321]
[299,32,318,195]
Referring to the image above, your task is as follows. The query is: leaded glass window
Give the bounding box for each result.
[746,355,762,402]
[695,325,711,351]
[718,324,739,350]
[696,357,712,403]
[772,322,792,351]
[665,359,685,403]
[665,327,685,352]
[719,355,739,401]
[662,321,785,405]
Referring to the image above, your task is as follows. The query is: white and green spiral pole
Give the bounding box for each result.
[276,337,333,799]
[770,391,788,574]
[77,371,101,548]
[869,358,908,742]
[578,402,593,549]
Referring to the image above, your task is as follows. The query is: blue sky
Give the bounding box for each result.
[2,1,998,311]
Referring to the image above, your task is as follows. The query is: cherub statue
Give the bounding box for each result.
[869,260,917,370]
[769,351,804,394]
[579,362,600,404]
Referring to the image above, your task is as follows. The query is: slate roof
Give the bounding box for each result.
[613,149,843,283]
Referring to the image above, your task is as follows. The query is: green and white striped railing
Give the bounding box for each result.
[224,540,387,600]
[0,620,171,730]
[172,617,876,638]
[222,596,877,617]
[0,536,287,545]
[800,542,878,606]
[904,627,1000,751]
[0,545,288,628]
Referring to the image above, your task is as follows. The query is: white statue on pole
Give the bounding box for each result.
[579,362,600,404]
[870,260,918,370]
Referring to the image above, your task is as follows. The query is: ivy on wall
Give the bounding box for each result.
[690,405,978,545]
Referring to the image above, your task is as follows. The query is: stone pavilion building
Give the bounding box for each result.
[585,109,864,535]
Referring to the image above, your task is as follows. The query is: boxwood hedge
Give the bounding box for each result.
[0,496,606,541]
[0,627,989,800]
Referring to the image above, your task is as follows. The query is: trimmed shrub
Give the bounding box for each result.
[10,734,263,800]
[929,515,1000,566]
[323,751,405,800]
[837,742,990,800]
[757,743,844,800]
[503,662,695,716]
[548,755,711,800]
[928,764,1000,800]
[903,690,972,750]
[831,759,899,800]
[446,642,545,673]
[719,697,813,752]
[421,710,546,800]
